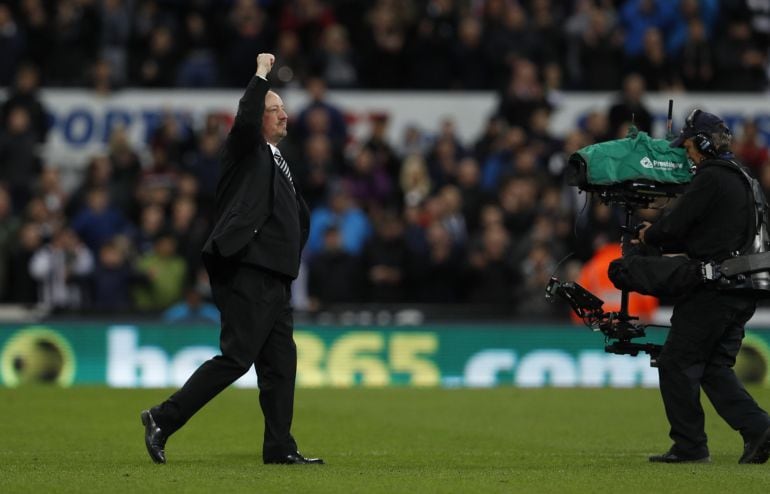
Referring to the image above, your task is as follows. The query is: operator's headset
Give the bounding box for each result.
[686,109,731,158]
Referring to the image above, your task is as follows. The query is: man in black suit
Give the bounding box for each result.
[141,53,321,465]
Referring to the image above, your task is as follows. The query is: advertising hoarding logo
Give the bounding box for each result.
[0,327,76,387]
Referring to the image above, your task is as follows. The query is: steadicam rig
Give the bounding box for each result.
[544,106,695,367]
[544,277,663,366]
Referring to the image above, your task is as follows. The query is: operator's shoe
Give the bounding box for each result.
[739,426,770,464]
[141,410,167,464]
[649,450,711,463]
[264,451,324,465]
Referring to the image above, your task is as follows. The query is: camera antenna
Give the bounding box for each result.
[666,99,674,140]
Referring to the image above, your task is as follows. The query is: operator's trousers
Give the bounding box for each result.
[151,254,299,461]
[657,286,770,457]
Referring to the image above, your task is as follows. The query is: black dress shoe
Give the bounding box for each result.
[649,450,710,463]
[141,410,167,464]
[264,452,324,465]
[739,426,770,464]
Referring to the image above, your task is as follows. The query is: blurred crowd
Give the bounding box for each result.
[0,0,768,92]
[1,0,770,319]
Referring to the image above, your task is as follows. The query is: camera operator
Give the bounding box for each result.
[636,110,770,464]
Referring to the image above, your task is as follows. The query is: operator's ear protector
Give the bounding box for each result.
[692,132,716,157]
[684,109,727,157]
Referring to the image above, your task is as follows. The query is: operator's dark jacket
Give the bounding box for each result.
[202,76,310,279]
[645,159,751,262]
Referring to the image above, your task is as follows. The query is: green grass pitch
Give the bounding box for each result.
[2,387,770,493]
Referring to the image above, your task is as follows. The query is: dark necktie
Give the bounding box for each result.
[273,150,295,192]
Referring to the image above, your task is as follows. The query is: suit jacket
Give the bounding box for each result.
[202,76,310,261]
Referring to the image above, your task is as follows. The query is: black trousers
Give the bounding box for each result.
[657,286,770,457]
[152,254,298,460]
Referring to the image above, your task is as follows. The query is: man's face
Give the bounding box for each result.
[683,137,705,165]
[263,91,288,145]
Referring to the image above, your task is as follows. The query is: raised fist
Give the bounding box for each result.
[256,53,275,78]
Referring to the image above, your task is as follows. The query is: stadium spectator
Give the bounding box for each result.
[399,154,432,209]
[426,133,463,189]
[619,0,677,58]
[434,185,467,246]
[0,185,20,302]
[359,2,409,89]
[498,176,539,236]
[29,226,94,310]
[67,155,114,217]
[295,76,348,148]
[162,281,219,323]
[361,211,409,302]
[482,2,536,90]
[607,73,653,137]
[169,196,209,279]
[6,223,42,305]
[713,15,768,91]
[70,187,130,255]
[343,146,394,213]
[90,58,117,96]
[0,4,23,86]
[0,105,42,212]
[631,27,682,91]
[132,232,186,311]
[517,240,562,317]
[531,0,566,68]
[133,204,166,255]
[570,3,623,91]
[734,118,769,173]
[279,0,337,55]
[307,224,364,309]
[136,145,180,209]
[133,25,178,87]
[221,1,273,86]
[107,128,143,216]
[16,0,51,71]
[412,221,463,303]
[34,167,68,220]
[575,241,659,324]
[452,15,489,90]
[271,30,308,89]
[312,23,359,88]
[362,114,400,182]
[175,10,219,88]
[665,0,719,57]
[1,63,49,143]
[497,59,548,130]
[407,0,457,89]
[306,182,372,258]
[473,116,507,166]
[678,18,715,91]
[100,0,132,85]
[296,133,337,210]
[574,202,623,263]
[47,0,100,86]
[455,157,485,234]
[90,237,144,311]
[464,222,520,305]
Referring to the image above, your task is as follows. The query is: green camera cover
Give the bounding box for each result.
[572,131,692,186]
